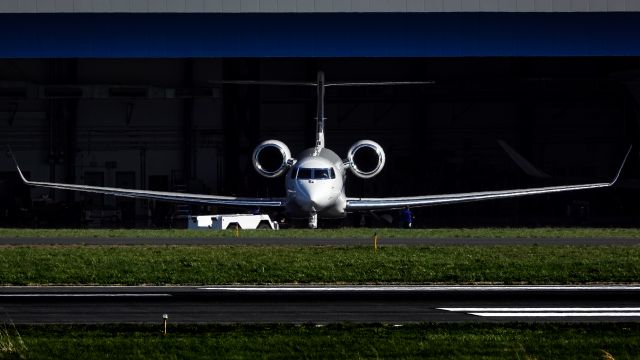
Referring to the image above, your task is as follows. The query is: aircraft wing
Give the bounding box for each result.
[9,153,285,208]
[346,146,631,211]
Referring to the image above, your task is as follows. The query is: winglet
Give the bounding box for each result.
[6,145,29,185]
[610,145,633,186]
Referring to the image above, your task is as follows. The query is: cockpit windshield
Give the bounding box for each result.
[298,168,313,179]
[295,168,336,180]
[315,169,330,179]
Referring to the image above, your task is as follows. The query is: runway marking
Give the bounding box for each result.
[438,307,640,312]
[469,312,640,317]
[198,285,640,292]
[0,294,172,297]
[439,307,640,318]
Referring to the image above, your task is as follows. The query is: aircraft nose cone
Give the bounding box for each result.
[309,195,326,210]
[295,184,331,212]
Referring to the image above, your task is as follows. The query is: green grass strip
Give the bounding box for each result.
[3,323,639,360]
[1,245,639,285]
[1,227,640,239]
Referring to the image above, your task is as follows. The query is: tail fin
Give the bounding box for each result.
[316,71,325,149]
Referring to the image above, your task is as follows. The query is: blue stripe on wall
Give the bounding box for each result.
[0,13,639,57]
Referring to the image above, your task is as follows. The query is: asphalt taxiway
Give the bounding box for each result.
[1,285,639,324]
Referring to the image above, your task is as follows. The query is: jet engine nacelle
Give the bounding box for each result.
[252,140,293,178]
[346,140,386,179]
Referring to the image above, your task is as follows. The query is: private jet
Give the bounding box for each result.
[9,71,631,228]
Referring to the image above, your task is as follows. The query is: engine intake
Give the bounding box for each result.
[346,140,386,178]
[252,140,292,178]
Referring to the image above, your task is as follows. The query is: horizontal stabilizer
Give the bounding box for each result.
[211,80,434,87]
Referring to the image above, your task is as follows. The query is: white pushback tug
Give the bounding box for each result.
[187,214,279,230]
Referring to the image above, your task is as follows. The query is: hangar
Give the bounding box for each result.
[0,0,639,227]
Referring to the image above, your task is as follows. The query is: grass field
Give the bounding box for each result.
[0,231,637,359]
[2,323,638,359]
[1,227,640,239]
[0,245,638,285]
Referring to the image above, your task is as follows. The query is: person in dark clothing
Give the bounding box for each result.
[400,206,413,228]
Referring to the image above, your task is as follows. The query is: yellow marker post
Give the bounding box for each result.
[373,232,378,252]
[235,224,239,238]
[162,314,168,335]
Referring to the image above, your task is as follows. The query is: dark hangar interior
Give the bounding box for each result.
[1,11,640,228]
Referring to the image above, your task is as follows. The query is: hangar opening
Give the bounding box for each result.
[1,57,638,227]
[0,8,639,228]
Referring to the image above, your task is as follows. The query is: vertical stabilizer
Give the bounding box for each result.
[315,71,325,149]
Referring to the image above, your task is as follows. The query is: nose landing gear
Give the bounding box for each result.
[308,213,318,229]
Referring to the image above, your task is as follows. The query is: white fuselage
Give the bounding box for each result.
[284,147,347,218]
